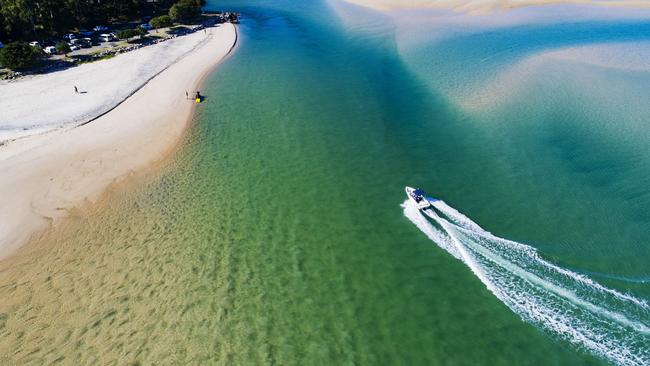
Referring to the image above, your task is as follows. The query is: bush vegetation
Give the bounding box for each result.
[0,42,41,70]
[0,0,197,41]
[116,28,147,41]
[150,15,173,29]
[55,41,71,55]
[1,0,169,40]
[169,0,201,23]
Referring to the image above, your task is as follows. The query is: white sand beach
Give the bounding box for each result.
[0,23,236,259]
[0,28,220,141]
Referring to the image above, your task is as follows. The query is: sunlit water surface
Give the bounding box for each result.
[0,1,649,365]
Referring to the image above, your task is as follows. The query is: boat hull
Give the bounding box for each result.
[405,186,431,210]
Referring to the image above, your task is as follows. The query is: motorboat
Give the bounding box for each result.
[405,186,432,210]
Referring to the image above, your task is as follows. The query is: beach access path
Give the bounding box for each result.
[0,22,237,259]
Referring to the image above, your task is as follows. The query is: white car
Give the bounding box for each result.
[29,41,41,48]
[69,43,81,51]
[43,46,57,54]
[99,33,115,42]
[139,23,152,30]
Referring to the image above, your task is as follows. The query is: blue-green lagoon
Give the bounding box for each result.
[0,1,649,365]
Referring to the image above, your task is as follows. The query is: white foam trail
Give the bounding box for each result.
[402,198,650,366]
[402,199,462,261]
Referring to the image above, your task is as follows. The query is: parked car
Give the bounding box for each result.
[99,33,115,42]
[93,25,109,32]
[81,38,92,47]
[139,23,152,30]
[43,46,57,54]
[70,38,83,45]
[79,29,94,37]
[63,33,77,40]
[69,43,81,51]
[29,41,41,48]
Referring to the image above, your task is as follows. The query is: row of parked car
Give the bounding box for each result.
[2,22,155,57]
[26,27,117,55]
[26,23,154,55]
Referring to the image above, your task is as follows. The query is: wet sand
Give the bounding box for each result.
[0,23,237,260]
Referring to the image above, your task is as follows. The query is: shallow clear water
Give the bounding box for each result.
[0,1,649,365]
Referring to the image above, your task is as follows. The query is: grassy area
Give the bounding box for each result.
[75,52,115,64]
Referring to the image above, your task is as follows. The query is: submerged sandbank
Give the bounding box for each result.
[0,23,237,259]
[339,0,650,14]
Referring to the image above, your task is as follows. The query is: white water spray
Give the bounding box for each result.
[403,198,650,366]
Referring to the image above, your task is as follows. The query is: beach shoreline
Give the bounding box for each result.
[0,24,229,143]
[0,22,238,260]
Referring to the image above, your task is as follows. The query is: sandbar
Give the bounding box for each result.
[0,22,237,259]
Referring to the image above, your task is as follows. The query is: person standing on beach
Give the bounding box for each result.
[74,86,78,93]
[186,91,188,99]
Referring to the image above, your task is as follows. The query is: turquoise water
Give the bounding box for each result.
[199,2,650,363]
[398,18,650,279]
[0,1,649,364]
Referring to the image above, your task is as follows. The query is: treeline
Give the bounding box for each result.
[0,0,202,41]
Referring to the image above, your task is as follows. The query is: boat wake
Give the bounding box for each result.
[402,199,650,366]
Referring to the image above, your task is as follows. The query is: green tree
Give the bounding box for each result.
[0,0,170,41]
[135,27,147,38]
[168,0,200,23]
[149,14,172,29]
[0,41,41,70]
[0,0,36,39]
[116,27,147,41]
[116,29,135,40]
[55,41,71,55]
